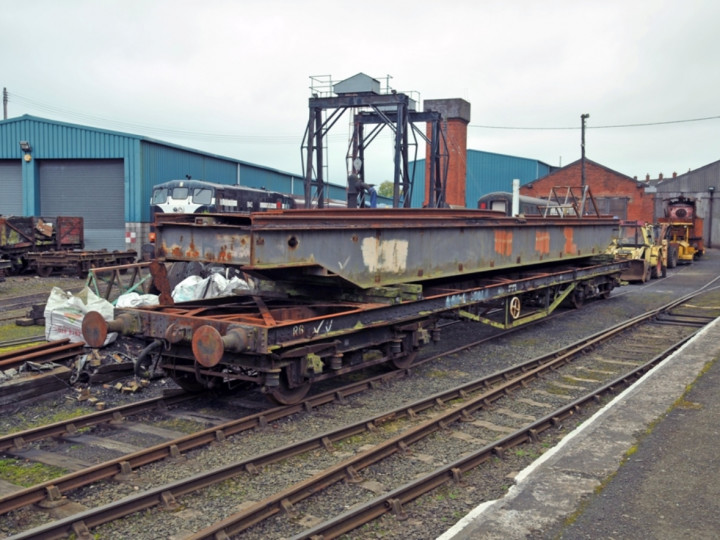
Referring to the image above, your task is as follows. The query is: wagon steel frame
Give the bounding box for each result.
[83,257,625,401]
[83,204,623,403]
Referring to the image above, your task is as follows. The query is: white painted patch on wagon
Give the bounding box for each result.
[361,237,409,273]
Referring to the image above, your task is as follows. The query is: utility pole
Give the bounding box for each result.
[3,88,7,120]
[581,113,589,188]
[709,186,715,248]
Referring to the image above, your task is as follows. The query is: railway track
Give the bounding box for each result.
[0,292,51,324]
[2,287,717,539]
[0,287,84,324]
[0,339,85,372]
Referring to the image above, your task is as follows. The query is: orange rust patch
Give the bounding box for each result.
[563,227,577,254]
[218,247,233,262]
[494,229,513,257]
[535,230,550,254]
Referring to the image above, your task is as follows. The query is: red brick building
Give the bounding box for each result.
[519,158,654,222]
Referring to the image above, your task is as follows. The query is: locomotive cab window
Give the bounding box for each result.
[192,188,213,205]
[151,188,169,204]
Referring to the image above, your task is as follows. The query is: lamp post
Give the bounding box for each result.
[581,114,589,188]
[709,186,715,249]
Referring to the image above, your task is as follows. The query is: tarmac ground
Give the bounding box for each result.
[439,251,720,540]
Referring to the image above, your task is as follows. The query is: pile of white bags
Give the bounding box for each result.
[171,273,249,302]
[44,287,117,345]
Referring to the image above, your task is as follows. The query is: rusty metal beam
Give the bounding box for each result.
[156,209,619,289]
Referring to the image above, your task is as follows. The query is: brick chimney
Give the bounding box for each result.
[424,98,471,207]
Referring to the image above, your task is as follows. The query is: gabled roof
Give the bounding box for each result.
[655,158,720,185]
[522,157,638,188]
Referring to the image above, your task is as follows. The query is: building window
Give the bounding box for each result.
[595,197,628,220]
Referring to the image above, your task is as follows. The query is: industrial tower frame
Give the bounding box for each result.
[301,90,448,209]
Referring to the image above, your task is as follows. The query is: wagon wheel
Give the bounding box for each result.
[570,287,585,309]
[601,283,613,299]
[36,265,53,278]
[269,367,311,405]
[508,296,522,319]
[392,334,419,369]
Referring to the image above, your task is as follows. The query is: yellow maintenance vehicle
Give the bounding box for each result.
[658,196,705,267]
[660,222,701,267]
[606,220,667,283]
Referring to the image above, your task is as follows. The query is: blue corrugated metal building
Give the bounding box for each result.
[410,149,555,208]
[0,115,329,250]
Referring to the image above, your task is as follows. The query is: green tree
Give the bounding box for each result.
[378,181,393,198]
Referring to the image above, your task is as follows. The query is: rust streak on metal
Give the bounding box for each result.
[535,230,550,254]
[564,227,578,254]
[494,229,513,257]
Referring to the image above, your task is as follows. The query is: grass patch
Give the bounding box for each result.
[1,405,90,437]
[0,457,68,487]
[434,485,461,502]
[153,417,206,434]
[0,324,45,350]
[514,447,540,459]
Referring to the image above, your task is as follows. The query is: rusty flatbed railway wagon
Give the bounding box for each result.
[0,216,83,274]
[83,208,625,404]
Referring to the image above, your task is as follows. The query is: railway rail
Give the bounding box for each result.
[2,287,717,539]
[0,339,85,372]
[0,292,54,324]
[0,287,85,324]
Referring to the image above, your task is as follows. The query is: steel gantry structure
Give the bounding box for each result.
[301,81,449,209]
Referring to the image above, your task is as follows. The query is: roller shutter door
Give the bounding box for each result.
[38,159,125,250]
[0,161,23,215]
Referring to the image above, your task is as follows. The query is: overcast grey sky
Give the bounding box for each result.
[3,0,718,185]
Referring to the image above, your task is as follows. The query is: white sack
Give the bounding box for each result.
[171,274,249,302]
[116,292,160,308]
[44,287,117,345]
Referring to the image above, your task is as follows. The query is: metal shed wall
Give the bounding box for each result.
[465,150,552,207]
[409,151,553,208]
[238,164,303,193]
[652,161,720,193]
